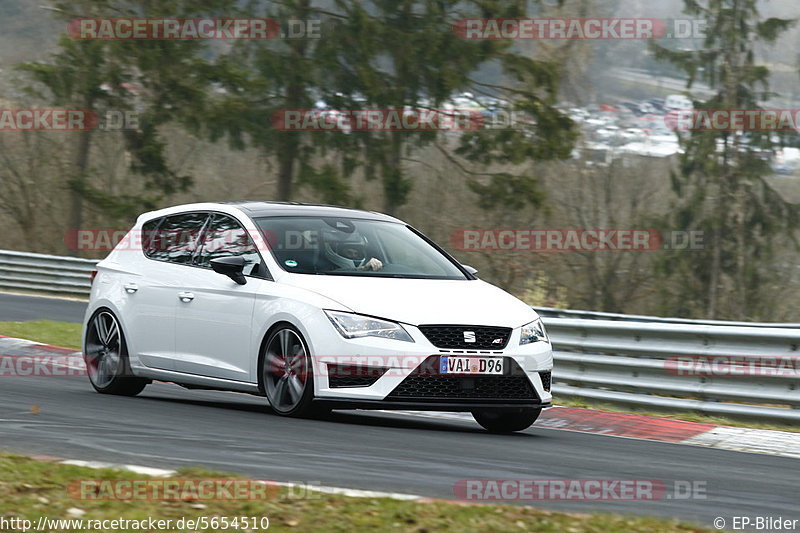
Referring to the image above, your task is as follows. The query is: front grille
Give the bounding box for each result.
[539,370,552,392]
[419,325,512,350]
[386,356,538,402]
[327,364,387,388]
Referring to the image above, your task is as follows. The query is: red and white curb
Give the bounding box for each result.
[0,335,83,355]
[0,335,85,373]
[0,335,80,356]
[3,336,800,460]
[536,407,800,458]
[387,407,800,459]
[681,427,800,458]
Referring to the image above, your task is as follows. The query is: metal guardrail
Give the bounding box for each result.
[534,306,800,328]
[0,249,798,423]
[543,317,800,423]
[0,250,98,298]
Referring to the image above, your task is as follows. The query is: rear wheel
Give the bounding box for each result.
[472,407,541,433]
[261,325,323,417]
[84,310,148,396]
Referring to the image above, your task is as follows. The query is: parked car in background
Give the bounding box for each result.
[664,94,693,110]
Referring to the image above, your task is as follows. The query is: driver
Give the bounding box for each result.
[323,230,383,271]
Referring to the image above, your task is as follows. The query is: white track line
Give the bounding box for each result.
[58,460,426,501]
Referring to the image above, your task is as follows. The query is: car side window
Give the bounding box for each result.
[141,217,163,258]
[147,212,209,264]
[195,214,265,277]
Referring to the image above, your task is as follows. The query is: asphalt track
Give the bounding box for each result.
[0,292,797,529]
[0,292,87,322]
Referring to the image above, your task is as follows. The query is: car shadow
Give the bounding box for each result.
[131,386,542,437]
[324,410,539,437]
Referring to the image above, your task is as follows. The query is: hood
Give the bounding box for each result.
[282,275,538,327]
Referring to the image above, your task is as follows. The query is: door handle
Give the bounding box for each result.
[178,292,195,302]
[123,283,138,294]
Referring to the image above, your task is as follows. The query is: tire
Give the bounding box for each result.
[472,407,542,433]
[260,324,321,418]
[84,309,148,396]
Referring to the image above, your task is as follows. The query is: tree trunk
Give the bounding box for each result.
[382,136,404,215]
[273,0,310,203]
[276,138,297,201]
[68,128,93,257]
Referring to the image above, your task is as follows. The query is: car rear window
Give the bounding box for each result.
[145,212,209,264]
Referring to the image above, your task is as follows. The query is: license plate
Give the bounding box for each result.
[440,356,504,375]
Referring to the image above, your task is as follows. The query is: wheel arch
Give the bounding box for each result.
[83,301,127,350]
[256,319,308,394]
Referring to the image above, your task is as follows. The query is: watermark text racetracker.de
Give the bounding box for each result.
[0,354,86,377]
[271,108,483,132]
[70,478,321,501]
[453,18,707,40]
[64,227,706,253]
[68,18,322,40]
[0,109,139,132]
[665,108,800,132]
[65,227,274,253]
[664,109,800,132]
[665,355,800,378]
[0,352,533,380]
[272,108,565,132]
[450,229,705,252]
[454,479,707,501]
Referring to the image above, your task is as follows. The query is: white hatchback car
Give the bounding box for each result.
[83,202,553,432]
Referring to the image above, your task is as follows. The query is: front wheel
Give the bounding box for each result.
[84,310,148,396]
[472,407,542,433]
[261,325,320,417]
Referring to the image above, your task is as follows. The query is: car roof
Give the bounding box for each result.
[139,201,403,224]
[219,201,402,222]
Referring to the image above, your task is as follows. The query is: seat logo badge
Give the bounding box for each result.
[463,331,476,343]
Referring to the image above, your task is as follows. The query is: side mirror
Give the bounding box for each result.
[462,264,478,275]
[210,256,247,285]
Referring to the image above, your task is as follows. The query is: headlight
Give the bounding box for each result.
[520,318,548,345]
[325,310,414,342]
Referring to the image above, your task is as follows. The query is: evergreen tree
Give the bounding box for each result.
[323,0,577,214]
[651,0,799,320]
[19,0,236,243]
[208,0,576,214]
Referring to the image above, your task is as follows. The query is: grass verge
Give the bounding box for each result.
[0,452,713,533]
[0,320,82,350]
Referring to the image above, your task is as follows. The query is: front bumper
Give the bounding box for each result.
[315,398,552,411]
[308,321,553,407]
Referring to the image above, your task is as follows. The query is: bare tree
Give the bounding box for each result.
[0,133,71,252]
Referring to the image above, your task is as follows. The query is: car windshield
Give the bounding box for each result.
[254,216,467,279]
